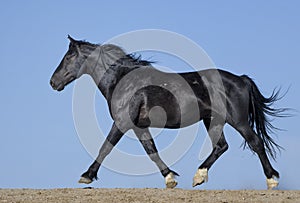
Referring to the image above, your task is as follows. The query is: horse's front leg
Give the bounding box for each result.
[78,122,124,184]
[134,128,179,188]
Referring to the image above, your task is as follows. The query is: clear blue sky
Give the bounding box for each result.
[0,1,299,190]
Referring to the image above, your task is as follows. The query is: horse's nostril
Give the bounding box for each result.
[50,80,55,88]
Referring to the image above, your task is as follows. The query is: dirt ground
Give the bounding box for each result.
[0,188,299,203]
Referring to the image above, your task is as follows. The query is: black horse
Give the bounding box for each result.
[50,36,285,189]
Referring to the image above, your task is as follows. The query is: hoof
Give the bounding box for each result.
[267,176,279,190]
[165,172,178,189]
[78,176,93,184]
[193,168,208,187]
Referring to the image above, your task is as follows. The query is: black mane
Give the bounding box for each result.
[114,53,154,67]
[77,40,98,47]
[68,35,98,50]
[69,37,153,68]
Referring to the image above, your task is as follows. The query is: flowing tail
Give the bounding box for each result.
[241,75,287,160]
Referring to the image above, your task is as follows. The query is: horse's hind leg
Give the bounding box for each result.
[193,117,228,187]
[134,128,179,189]
[233,122,279,189]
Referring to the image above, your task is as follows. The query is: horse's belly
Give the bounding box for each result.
[137,98,203,129]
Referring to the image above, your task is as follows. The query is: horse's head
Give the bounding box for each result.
[50,35,97,91]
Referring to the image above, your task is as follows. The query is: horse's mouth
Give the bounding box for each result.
[50,81,65,91]
[51,76,76,91]
[56,83,65,91]
[64,76,76,88]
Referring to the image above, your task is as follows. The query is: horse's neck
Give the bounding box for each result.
[94,65,131,101]
[86,47,125,88]
[84,52,116,99]
[85,49,145,100]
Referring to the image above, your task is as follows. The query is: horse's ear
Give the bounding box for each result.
[68,35,77,44]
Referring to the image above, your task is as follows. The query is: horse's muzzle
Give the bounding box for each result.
[50,79,64,91]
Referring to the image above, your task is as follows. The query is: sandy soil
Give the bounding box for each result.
[0,188,299,203]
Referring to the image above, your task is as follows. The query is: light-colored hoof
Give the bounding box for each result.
[165,172,178,189]
[193,168,208,187]
[78,176,92,184]
[267,176,279,190]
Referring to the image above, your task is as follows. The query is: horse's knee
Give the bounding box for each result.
[215,138,228,155]
[149,152,159,162]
